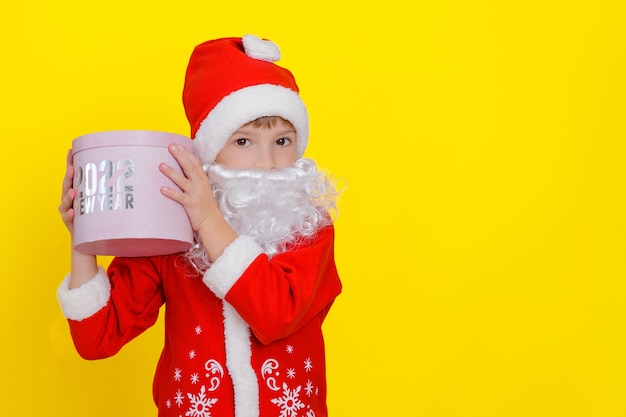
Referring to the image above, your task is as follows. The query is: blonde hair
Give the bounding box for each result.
[243,116,294,129]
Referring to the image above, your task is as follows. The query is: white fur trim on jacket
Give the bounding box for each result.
[202,235,264,299]
[223,301,260,417]
[57,266,111,321]
[193,84,309,163]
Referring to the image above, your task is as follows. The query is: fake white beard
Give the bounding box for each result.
[184,158,338,273]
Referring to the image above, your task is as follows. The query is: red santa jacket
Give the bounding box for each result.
[57,225,341,417]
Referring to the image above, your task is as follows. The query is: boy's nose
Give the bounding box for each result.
[254,149,276,170]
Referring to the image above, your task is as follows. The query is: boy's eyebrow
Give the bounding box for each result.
[274,128,297,135]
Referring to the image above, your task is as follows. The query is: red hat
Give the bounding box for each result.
[183,35,309,163]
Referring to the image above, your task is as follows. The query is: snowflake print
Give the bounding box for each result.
[174,368,182,381]
[186,385,218,417]
[175,389,185,407]
[286,344,294,354]
[191,373,200,384]
[195,326,203,335]
[304,380,314,397]
[306,410,316,417]
[189,349,196,359]
[287,368,296,379]
[271,383,305,417]
[166,399,172,408]
[304,358,313,372]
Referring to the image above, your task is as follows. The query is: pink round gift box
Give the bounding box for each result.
[72,130,194,257]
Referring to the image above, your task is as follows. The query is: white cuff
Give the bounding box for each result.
[57,266,111,321]
[203,235,263,299]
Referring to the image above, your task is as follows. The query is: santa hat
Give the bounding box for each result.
[183,35,309,163]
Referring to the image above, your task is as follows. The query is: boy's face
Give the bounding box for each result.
[215,118,298,169]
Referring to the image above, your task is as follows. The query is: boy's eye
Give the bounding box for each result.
[276,138,292,146]
[235,138,250,146]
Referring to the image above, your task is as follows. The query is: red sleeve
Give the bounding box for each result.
[67,256,166,360]
[224,225,342,345]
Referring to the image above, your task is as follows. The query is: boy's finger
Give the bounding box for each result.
[167,144,206,181]
[160,162,191,192]
[61,149,74,199]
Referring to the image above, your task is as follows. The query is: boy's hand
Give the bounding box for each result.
[160,144,237,262]
[58,148,98,287]
[159,144,219,233]
[59,148,76,234]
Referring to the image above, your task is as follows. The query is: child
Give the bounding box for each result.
[57,35,342,417]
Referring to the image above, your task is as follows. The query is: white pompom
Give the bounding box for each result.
[242,34,281,62]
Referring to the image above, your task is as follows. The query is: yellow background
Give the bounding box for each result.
[1,1,625,416]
